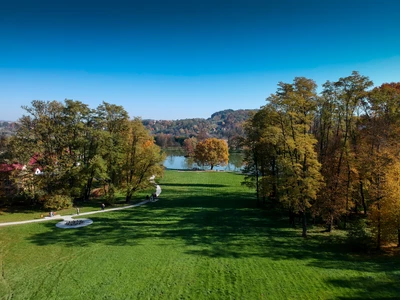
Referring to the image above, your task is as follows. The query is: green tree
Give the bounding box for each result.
[96,102,129,189]
[242,108,280,206]
[123,119,165,202]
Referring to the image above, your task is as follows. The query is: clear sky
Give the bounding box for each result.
[1,0,400,121]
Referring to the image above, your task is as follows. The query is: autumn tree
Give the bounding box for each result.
[361,82,400,248]
[243,77,323,236]
[123,119,165,202]
[373,160,400,247]
[194,138,229,170]
[183,137,197,157]
[314,72,373,231]
[271,78,323,237]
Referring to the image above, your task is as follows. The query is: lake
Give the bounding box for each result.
[163,150,244,172]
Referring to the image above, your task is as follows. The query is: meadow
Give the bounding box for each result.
[1,170,400,299]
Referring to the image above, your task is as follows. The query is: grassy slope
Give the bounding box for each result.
[1,170,400,299]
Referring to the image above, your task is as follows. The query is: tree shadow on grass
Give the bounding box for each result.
[329,274,400,299]
[26,189,400,298]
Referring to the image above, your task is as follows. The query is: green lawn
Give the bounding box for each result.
[1,170,400,299]
[0,193,145,223]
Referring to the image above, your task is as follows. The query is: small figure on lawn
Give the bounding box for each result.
[101,203,105,210]
[76,207,80,215]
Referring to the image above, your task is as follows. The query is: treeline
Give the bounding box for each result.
[0,122,18,139]
[143,109,256,149]
[243,71,400,249]
[1,100,164,209]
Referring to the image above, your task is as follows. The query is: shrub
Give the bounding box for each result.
[43,195,73,210]
[346,218,373,252]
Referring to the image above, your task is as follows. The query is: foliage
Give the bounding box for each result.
[194,138,229,170]
[183,137,197,157]
[314,72,373,232]
[3,100,163,207]
[123,118,165,202]
[346,218,373,252]
[242,72,400,245]
[43,194,73,210]
[242,77,323,236]
[144,109,256,148]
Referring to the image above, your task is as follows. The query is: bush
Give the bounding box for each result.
[43,195,73,210]
[346,218,373,252]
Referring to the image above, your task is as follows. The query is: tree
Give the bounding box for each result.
[315,72,373,231]
[123,119,165,202]
[96,102,129,190]
[183,137,197,157]
[242,107,280,206]
[6,100,161,207]
[375,160,400,247]
[361,82,400,248]
[243,77,323,236]
[194,138,229,170]
[270,77,323,237]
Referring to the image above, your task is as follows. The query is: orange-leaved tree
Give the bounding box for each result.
[194,138,229,170]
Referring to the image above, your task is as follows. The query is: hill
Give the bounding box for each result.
[143,109,257,147]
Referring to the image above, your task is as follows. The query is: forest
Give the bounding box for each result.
[242,71,400,250]
[143,109,256,149]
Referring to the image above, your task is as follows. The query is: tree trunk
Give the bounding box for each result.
[359,181,367,215]
[255,156,260,207]
[83,175,93,201]
[398,228,400,248]
[301,211,307,238]
[377,202,381,250]
[125,192,132,203]
[344,165,351,229]
[327,211,333,232]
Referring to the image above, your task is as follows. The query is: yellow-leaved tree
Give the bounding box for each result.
[194,138,229,170]
[123,118,165,202]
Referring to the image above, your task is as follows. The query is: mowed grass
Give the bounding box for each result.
[0,194,142,223]
[1,170,400,299]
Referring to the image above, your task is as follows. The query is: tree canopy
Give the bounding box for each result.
[194,138,229,170]
[243,72,400,245]
[2,99,164,208]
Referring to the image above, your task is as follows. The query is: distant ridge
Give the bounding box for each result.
[142,109,257,142]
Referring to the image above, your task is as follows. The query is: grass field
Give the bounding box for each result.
[0,193,142,223]
[1,170,400,299]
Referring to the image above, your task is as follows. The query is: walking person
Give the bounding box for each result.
[101,203,105,210]
[76,207,80,215]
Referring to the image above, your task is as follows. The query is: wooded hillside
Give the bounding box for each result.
[143,109,257,148]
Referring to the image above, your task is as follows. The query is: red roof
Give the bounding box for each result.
[0,163,24,173]
[29,154,40,166]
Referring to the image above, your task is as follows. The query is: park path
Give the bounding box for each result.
[0,200,150,227]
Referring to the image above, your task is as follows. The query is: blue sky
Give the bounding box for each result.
[1,0,400,121]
